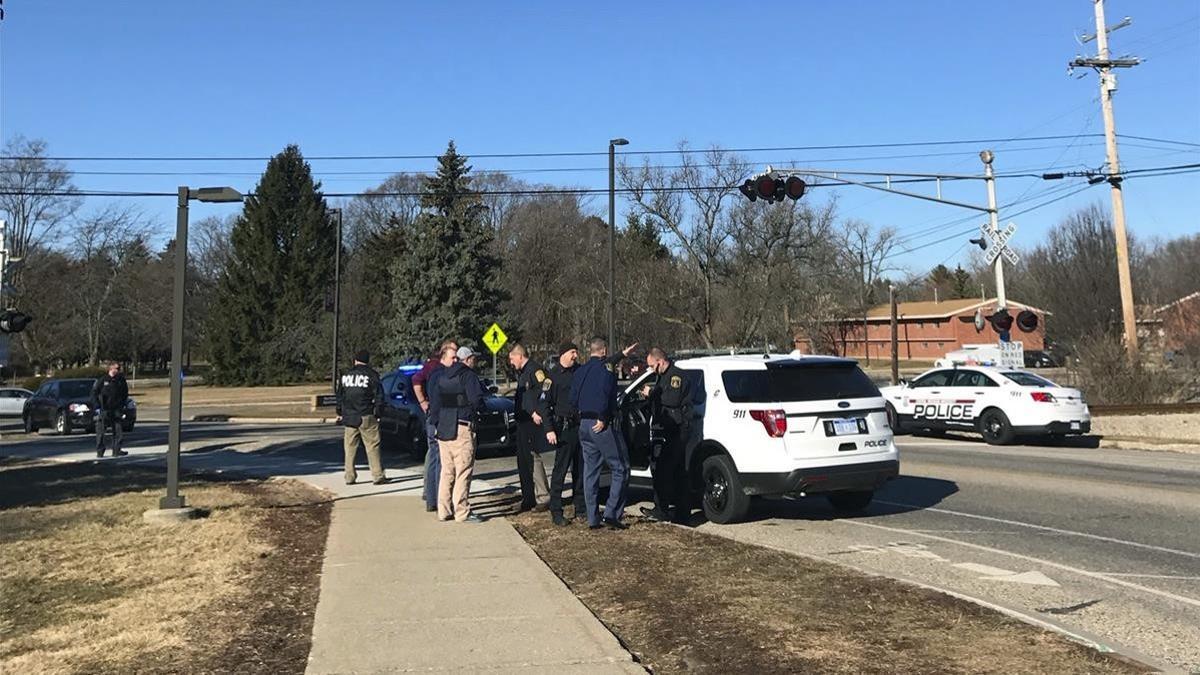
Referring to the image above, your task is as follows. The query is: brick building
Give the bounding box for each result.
[1154,291,1200,355]
[795,297,1048,360]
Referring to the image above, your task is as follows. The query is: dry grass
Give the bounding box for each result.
[514,513,1150,675]
[132,384,327,407]
[0,460,331,674]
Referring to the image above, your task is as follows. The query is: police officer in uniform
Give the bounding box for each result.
[508,343,550,511]
[92,362,129,458]
[640,347,694,524]
[337,350,389,485]
[569,337,629,530]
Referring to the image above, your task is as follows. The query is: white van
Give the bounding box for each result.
[618,354,899,523]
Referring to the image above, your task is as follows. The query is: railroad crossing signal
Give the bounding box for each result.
[482,322,508,354]
[980,222,1019,266]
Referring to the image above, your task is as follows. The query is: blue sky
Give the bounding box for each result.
[1,1,1196,272]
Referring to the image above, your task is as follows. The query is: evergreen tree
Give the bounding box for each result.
[951,265,974,299]
[385,141,504,359]
[208,145,334,384]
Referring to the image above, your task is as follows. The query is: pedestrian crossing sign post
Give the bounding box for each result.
[483,323,508,354]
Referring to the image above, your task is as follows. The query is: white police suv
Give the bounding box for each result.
[879,366,1090,445]
[618,354,899,524]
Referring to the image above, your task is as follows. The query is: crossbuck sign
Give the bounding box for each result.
[981,222,1019,266]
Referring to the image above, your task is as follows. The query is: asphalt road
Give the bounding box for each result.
[3,421,1196,670]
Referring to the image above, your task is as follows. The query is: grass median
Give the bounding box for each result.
[513,513,1148,674]
[0,458,332,674]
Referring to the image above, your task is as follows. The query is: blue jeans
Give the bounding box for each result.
[579,421,629,527]
[422,417,441,509]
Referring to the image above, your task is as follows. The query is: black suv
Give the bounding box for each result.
[23,378,137,435]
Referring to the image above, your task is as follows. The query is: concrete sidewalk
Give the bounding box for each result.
[305,491,642,674]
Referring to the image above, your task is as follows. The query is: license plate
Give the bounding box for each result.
[1070,421,1080,430]
[831,419,861,436]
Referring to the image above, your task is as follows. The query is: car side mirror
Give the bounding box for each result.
[898,378,908,386]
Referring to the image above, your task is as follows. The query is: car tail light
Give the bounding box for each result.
[749,409,788,438]
[1030,392,1057,403]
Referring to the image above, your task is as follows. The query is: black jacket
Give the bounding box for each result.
[91,374,129,412]
[649,363,694,428]
[514,361,550,424]
[337,364,384,423]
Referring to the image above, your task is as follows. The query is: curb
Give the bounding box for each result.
[1099,438,1200,455]
[191,415,333,424]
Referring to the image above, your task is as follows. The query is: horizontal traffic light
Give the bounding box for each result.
[739,173,808,204]
[0,309,32,334]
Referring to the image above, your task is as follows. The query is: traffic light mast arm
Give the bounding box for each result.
[779,169,994,214]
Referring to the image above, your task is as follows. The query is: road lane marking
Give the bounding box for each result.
[840,519,1200,609]
[876,499,1200,560]
[1100,573,1200,580]
[953,563,1061,586]
[955,562,1017,576]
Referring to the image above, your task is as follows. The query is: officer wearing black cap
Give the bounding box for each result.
[640,347,694,524]
[337,350,388,485]
[544,340,640,526]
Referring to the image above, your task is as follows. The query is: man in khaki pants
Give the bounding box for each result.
[337,350,389,485]
[428,346,487,522]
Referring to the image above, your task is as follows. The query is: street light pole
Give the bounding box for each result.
[330,207,342,392]
[154,186,243,517]
[608,138,628,347]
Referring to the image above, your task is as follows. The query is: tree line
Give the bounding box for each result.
[1,134,1195,389]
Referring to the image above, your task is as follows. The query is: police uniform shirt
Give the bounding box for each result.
[337,364,384,419]
[514,361,551,422]
[568,356,618,423]
[650,363,694,428]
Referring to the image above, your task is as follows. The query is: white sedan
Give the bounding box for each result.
[879,366,1090,445]
[0,387,34,417]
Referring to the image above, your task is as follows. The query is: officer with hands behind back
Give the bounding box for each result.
[337,350,389,486]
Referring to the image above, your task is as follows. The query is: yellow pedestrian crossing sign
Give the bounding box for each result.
[482,323,508,354]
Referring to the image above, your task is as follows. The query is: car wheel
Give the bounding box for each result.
[980,409,1015,445]
[23,414,38,434]
[407,420,427,455]
[885,403,908,435]
[700,455,751,524]
[55,411,72,436]
[827,490,874,513]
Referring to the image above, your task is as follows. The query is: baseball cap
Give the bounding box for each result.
[456,346,477,360]
[353,349,370,364]
[558,341,579,355]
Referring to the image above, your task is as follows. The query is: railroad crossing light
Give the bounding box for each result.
[1016,309,1039,333]
[738,179,757,202]
[969,237,988,250]
[0,309,32,334]
[755,174,783,202]
[989,309,1013,333]
[784,176,807,201]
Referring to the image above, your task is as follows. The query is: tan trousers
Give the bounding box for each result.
[438,426,476,521]
[344,414,385,484]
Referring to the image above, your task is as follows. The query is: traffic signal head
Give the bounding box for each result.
[784,176,807,201]
[0,309,33,334]
[969,237,988,250]
[754,174,783,202]
[989,309,1013,333]
[1016,309,1039,333]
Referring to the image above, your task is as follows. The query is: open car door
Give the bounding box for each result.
[618,370,660,472]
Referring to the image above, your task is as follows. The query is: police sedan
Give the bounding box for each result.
[879,366,1090,445]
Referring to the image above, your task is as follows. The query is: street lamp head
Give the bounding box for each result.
[979,150,995,165]
[191,187,244,203]
[609,138,629,147]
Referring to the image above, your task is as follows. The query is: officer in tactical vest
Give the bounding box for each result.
[428,346,487,522]
[337,350,389,485]
[640,347,694,524]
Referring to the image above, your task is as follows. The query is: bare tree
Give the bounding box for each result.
[0,136,81,262]
[621,144,749,347]
[839,219,899,361]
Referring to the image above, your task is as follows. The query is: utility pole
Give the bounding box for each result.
[330,208,343,392]
[980,150,1006,309]
[889,284,899,385]
[1071,0,1140,359]
[859,250,870,365]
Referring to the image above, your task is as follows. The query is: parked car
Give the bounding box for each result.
[617,354,899,524]
[376,365,516,455]
[1023,350,1062,369]
[879,366,1090,445]
[22,378,137,435]
[0,387,34,417]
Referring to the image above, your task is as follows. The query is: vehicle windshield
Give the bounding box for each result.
[1001,371,1056,387]
[722,364,880,403]
[59,381,94,399]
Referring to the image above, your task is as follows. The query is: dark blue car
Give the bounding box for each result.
[377,365,516,455]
